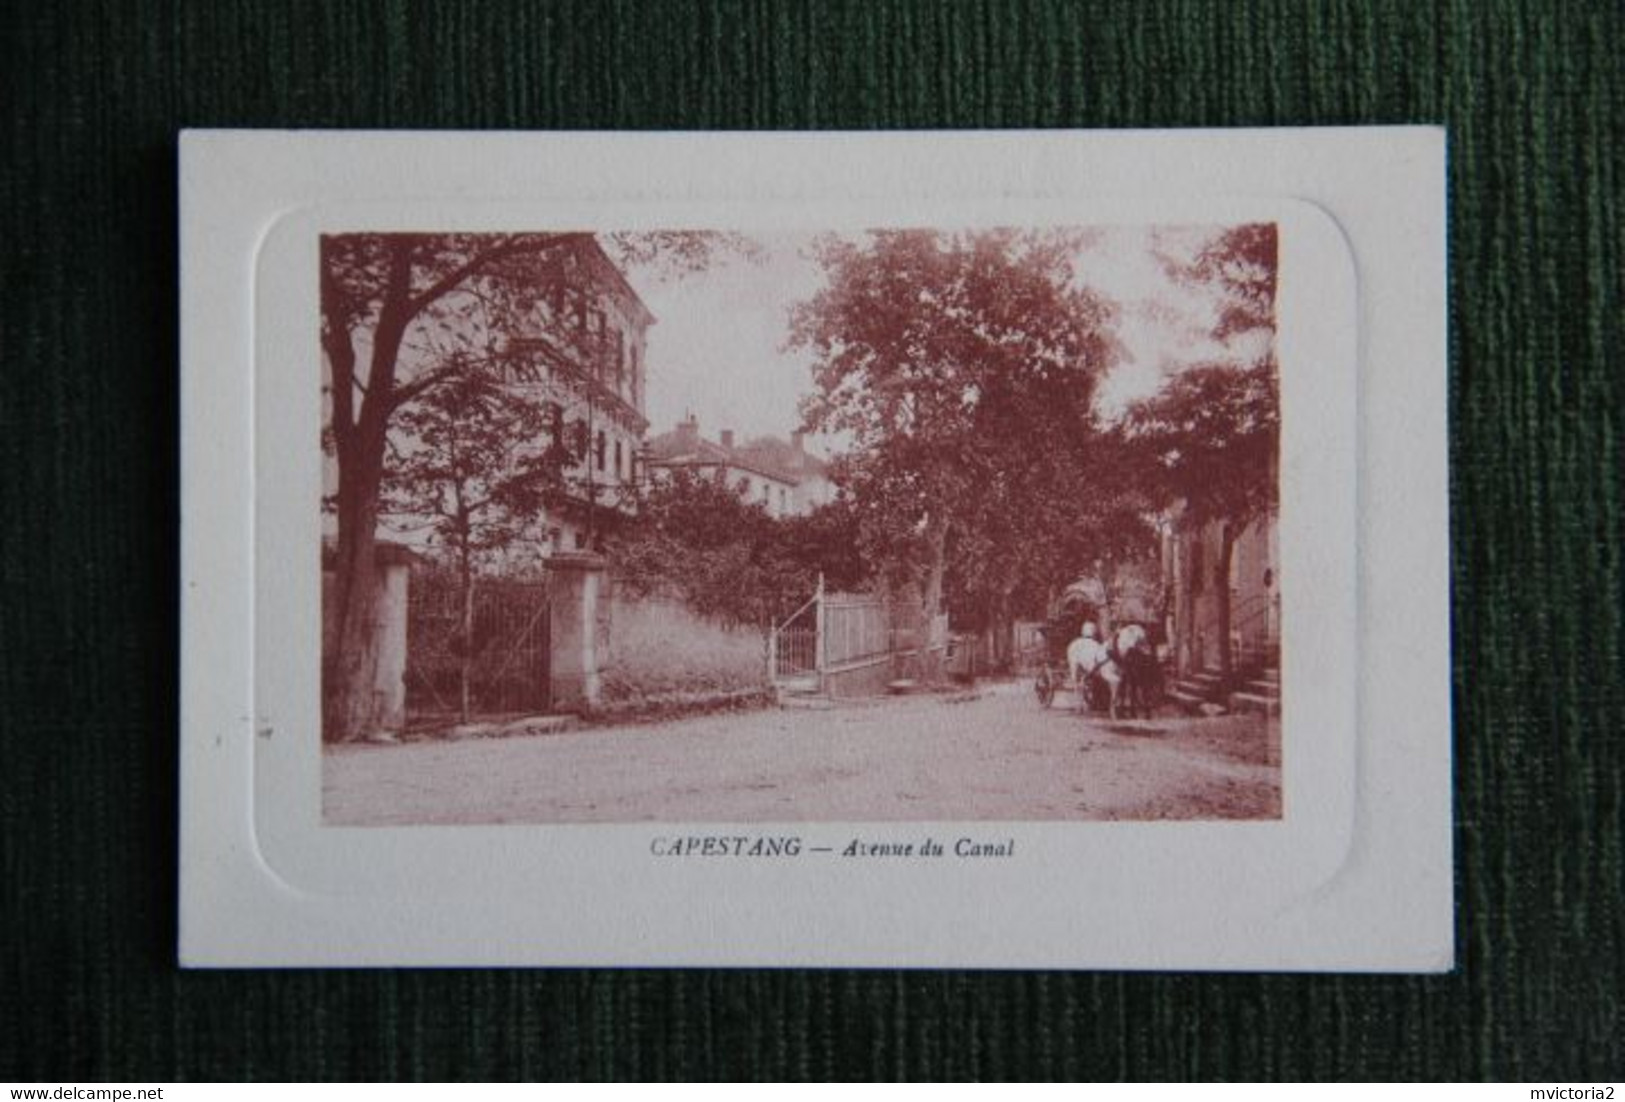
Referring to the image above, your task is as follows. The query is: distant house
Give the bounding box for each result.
[644,417,834,518]
[729,431,836,514]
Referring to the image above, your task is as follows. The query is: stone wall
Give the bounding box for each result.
[598,586,769,707]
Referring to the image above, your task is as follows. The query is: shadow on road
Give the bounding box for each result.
[1099,722,1172,738]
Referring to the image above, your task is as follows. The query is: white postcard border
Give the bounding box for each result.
[180,128,1451,970]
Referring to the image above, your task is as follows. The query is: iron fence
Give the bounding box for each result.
[823,594,891,669]
[406,570,551,721]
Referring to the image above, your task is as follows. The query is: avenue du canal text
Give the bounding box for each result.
[648,835,1014,859]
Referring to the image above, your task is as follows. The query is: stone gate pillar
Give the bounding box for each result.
[548,552,607,714]
[323,541,414,739]
[372,543,414,732]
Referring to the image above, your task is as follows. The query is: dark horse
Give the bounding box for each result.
[1109,623,1161,719]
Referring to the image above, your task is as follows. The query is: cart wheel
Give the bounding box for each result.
[1034,669,1055,707]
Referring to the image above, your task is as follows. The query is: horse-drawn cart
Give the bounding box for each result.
[1027,614,1166,718]
[1033,654,1065,708]
[1028,619,1107,711]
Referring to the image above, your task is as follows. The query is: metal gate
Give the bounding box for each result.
[406,571,551,722]
[768,577,926,691]
[769,594,820,686]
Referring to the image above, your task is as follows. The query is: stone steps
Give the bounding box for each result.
[1170,665,1281,717]
[1228,690,1281,718]
[1230,666,1280,717]
[1170,669,1225,711]
[1167,686,1211,711]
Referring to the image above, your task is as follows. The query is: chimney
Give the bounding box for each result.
[720,429,735,450]
[676,414,699,448]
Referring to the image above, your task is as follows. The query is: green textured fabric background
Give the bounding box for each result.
[2,0,1621,1082]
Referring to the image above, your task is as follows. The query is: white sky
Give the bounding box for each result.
[623,226,1259,459]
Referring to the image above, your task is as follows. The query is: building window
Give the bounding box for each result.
[614,439,623,480]
[595,430,607,471]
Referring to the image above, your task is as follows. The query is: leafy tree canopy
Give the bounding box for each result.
[1119,361,1278,528]
[380,362,562,568]
[322,230,751,739]
[788,229,1121,620]
[608,470,867,627]
[1158,222,1279,345]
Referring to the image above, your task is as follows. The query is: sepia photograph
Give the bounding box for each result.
[318,222,1283,826]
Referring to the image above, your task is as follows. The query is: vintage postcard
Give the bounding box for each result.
[180,128,1450,969]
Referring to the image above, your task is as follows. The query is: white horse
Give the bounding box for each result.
[1066,625,1125,719]
[1114,622,1147,654]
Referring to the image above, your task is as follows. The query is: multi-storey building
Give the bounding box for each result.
[490,237,655,554]
[323,236,655,562]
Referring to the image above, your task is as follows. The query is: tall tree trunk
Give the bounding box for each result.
[920,518,950,680]
[1097,558,1117,635]
[327,433,385,741]
[993,581,1016,672]
[324,235,585,739]
[1216,523,1236,677]
[326,282,412,741]
[458,538,474,723]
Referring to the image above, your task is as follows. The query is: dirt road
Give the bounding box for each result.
[323,680,1280,825]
